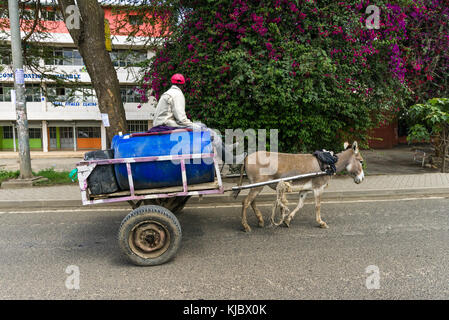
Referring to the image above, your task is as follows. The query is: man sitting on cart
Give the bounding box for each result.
[151,73,242,164]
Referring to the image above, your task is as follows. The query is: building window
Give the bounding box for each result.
[110,50,147,67]
[77,127,100,138]
[49,127,57,139]
[47,85,97,104]
[2,126,13,139]
[22,9,36,20]
[129,15,143,26]
[127,120,148,133]
[0,8,8,19]
[0,85,13,102]
[2,126,41,139]
[45,48,63,65]
[76,87,97,103]
[42,8,63,21]
[65,49,83,66]
[45,48,83,66]
[25,84,41,102]
[120,85,141,103]
[47,86,68,102]
[28,128,42,139]
[60,127,73,139]
[0,47,11,65]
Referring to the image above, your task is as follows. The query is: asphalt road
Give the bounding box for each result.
[0,197,448,299]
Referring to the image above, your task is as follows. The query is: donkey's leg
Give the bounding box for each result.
[251,199,265,228]
[313,187,328,228]
[280,195,291,221]
[241,186,263,232]
[284,191,307,227]
[269,199,279,226]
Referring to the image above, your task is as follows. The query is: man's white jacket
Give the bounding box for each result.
[153,85,193,127]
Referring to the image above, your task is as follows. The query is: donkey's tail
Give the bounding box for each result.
[232,155,247,199]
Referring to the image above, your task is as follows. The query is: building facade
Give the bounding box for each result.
[0,4,157,152]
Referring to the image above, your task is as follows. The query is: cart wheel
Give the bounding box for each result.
[143,196,190,215]
[118,205,182,266]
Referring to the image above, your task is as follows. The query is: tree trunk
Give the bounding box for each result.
[58,0,128,146]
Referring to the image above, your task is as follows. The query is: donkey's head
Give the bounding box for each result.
[343,141,365,184]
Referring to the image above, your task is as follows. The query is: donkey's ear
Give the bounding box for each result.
[343,142,349,149]
[352,141,359,154]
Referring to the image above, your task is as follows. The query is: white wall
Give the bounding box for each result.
[0,41,157,122]
[0,101,156,121]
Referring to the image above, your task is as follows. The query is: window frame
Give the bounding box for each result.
[120,85,140,103]
[110,49,147,68]
[77,127,101,139]
[25,84,41,103]
[127,120,148,133]
[45,48,83,66]
[0,84,13,102]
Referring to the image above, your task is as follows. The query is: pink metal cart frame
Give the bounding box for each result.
[76,147,224,206]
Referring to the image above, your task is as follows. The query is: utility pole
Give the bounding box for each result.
[8,0,32,179]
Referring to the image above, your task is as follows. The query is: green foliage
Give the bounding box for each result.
[407,98,449,146]
[408,98,449,137]
[0,168,75,186]
[144,0,409,152]
[33,168,75,186]
[0,170,20,184]
[406,124,430,143]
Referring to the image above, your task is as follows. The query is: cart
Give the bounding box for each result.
[76,137,329,266]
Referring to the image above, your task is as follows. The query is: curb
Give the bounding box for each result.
[0,155,84,160]
[0,187,448,210]
[187,187,449,205]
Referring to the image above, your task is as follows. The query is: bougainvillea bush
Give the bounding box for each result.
[139,0,448,152]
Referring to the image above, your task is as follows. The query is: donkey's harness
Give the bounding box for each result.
[313,150,338,175]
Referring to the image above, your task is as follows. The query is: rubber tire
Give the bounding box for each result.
[143,196,191,215]
[118,205,182,266]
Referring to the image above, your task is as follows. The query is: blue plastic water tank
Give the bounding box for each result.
[112,129,215,190]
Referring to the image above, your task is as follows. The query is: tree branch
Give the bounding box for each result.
[22,0,41,43]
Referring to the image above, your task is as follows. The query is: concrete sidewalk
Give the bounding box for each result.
[0,173,448,209]
[0,151,86,159]
[0,145,440,174]
[0,151,86,173]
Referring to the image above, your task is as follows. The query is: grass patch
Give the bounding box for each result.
[0,168,75,186]
[33,168,75,186]
[0,170,20,184]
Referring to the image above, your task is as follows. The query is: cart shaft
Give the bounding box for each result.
[231,171,329,191]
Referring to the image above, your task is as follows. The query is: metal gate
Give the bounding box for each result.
[60,127,74,150]
[49,127,57,150]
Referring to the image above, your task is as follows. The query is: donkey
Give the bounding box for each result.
[235,141,364,232]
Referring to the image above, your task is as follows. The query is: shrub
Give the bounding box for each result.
[140,0,447,152]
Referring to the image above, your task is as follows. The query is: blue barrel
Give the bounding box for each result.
[112,130,215,190]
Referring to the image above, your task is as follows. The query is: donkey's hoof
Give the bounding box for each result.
[242,225,252,232]
[282,220,290,228]
[258,221,265,228]
[319,222,329,229]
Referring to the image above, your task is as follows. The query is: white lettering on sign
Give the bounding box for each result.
[52,101,97,107]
